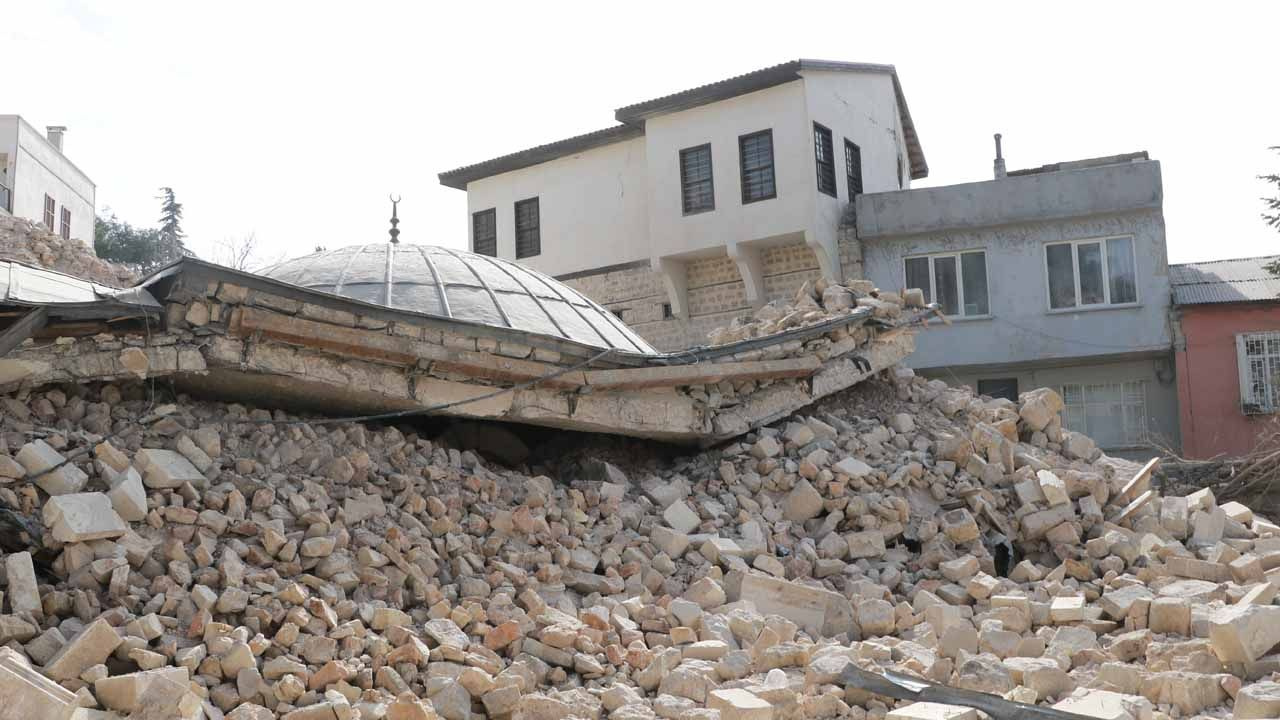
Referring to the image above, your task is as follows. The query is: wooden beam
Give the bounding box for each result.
[0,307,49,357]
[582,356,822,391]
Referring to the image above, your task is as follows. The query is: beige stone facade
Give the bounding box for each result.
[563,239,860,351]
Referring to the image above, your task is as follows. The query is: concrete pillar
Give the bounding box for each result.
[653,257,689,319]
[728,244,766,309]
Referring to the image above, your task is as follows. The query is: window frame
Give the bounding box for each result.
[901,249,991,319]
[737,129,776,204]
[812,123,837,198]
[471,208,497,257]
[514,197,540,259]
[59,207,71,240]
[678,143,715,215]
[1059,380,1149,448]
[1043,235,1140,312]
[844,139,863,197]
[977,378,1019,402]
[1236,331,1280,415]
[43,195,55,230]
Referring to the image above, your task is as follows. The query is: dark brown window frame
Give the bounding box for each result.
[678,143,715,215]
[813,123,837,197]
[472,208,497,257]
[59,206,71,240]
[514,197,540,259]
[844,139,863,197]
[43,194,55,229]
[738,129,776,204]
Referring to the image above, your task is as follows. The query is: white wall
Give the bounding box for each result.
[644,81,816,263]
[0,116,18,213]
[802,71,911,276]
[3,117,95,244]
[465,136,649,278]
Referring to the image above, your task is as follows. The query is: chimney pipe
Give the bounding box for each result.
[993,133,1006,179]
[46,126,67,153]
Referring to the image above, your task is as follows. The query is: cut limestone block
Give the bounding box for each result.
[738,573,855,638]
[1207,604,1280,663]
[707,688,773,720]
[0,647,78,720]
[1036,470,1069,506]
[663,501,701,534]
[105,466,147,522]
[1049,596,1086,624]
[1235,681,1280,720]
[42,618,123,681]
[42,493,127,543]
[134,448,205,489]
[95,667,190,713]
[1053,688,1154,720]
[885,702,978,720]
[5,552,41,618]
[16,440,87,496]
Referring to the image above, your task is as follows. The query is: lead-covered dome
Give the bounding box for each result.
[259,244,656,354]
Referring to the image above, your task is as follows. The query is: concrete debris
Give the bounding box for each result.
[0,267,1274,719]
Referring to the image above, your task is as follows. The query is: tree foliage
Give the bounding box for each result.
[1265,147,1280,233]
[157,187,185,248]
[94,193,193,274]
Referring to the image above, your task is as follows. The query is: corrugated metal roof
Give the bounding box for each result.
[1170,255,1280,305]
[0,260,158,309]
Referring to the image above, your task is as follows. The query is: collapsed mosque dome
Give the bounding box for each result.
[258,243,657,354]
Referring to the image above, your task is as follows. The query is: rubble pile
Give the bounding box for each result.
[0,214,136,287]
[0,366,1275,719]
[707,279,924,346]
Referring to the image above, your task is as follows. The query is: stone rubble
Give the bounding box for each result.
[0,214,137,287]
[0,343,1277,719]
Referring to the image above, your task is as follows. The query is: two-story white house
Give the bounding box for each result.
[0,116,96,245]
[439,60,927,349]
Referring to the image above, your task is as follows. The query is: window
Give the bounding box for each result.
[611,309,625,321]
[678,144,714,214]
[978,378,1019,402]
[897,151,905,189]
[902,250,989,317]
[738,130,775,204]
[43,195,55,229]
[1237,332,1280,414]
[813,123,837,197]
[662,303,673,319]
[1060,381,1148,448]
[471,209,496,257]
[1045,236,1138,310]
[514,198,540,258]
[844,140,863,197]
[59,207,71,240]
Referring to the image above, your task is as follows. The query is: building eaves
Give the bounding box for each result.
[614,59,928,180]
[1171,255,1280,306]
[437,59,929,190]
[437,124,643,190]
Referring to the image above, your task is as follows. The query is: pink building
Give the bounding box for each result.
[1173,256,1280,458]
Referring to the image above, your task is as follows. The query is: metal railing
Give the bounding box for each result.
[0,181,10,213]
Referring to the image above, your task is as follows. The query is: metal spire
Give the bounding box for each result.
[388,194,401,245]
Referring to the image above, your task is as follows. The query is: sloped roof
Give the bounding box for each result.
[439,59,927,190]
[258,243,657,354]
[1170,255,1280,305]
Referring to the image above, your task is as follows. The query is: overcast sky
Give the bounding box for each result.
[6,1,1278,267]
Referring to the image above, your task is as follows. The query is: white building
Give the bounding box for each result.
[439,60,927,349]
[0,116,95,245]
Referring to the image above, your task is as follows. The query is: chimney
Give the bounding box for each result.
[46,126,67,153]
[993,133,1006,179]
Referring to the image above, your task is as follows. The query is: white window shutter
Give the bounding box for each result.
[1236,333,1252,412]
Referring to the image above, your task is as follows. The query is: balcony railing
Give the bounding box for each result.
[0,181,10,213]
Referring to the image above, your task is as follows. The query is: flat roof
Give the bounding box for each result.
[438,59,927,190]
